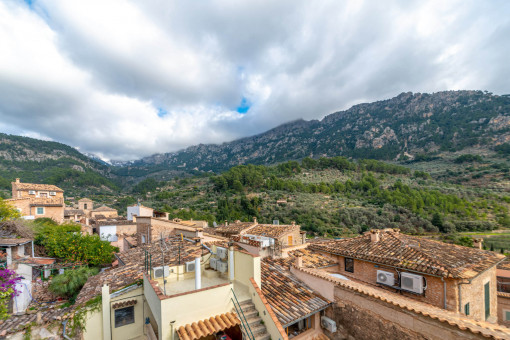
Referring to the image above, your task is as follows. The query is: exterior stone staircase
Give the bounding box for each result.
[236,300,271,340]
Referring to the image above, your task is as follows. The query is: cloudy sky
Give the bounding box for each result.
[1,0,509,160]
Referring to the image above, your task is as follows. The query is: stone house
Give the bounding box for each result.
[90,205,118,219]
[6,178,65,222]
[135,216,204,245]
[309,228,505,323]
[497,260,510,326]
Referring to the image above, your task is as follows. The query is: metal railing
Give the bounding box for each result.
[231,288,255,340]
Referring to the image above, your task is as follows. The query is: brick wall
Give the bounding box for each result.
[316,252,498,322]
[498,294,510,326]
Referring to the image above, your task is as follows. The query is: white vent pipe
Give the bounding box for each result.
[195,257,201,290]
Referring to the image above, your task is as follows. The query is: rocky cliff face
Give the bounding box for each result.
[131,90,510,172]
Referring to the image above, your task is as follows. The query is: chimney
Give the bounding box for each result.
[295,255,303,268]
[473,238,483,250]
[291,221,296,226]
[195,257,201,290]
[253,217,257,224]
[229,246,235,281]
[370,229,380,243]
[15,178,20,183]
[225,220,228,226]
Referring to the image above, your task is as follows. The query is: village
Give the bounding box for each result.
[1,178,510,340]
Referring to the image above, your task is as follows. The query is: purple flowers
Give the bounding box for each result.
[0,268,22,296]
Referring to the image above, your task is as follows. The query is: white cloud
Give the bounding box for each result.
[0,0,509,160]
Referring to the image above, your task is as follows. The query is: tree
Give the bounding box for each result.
[0,199,20,222]
[49,266,99,302]
[490,243,495,251]
[431,213,444,231]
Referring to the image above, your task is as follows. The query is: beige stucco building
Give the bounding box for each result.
[6,178,65,222]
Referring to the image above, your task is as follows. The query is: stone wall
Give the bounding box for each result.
[325,285,499,340]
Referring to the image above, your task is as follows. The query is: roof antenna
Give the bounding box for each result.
[159,232,167,295]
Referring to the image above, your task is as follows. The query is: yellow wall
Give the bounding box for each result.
[234,250,261,288]
[110,287,144,340]
[157,282,234,340]
[83,309,103,340]
[248,281,286,340]
[144,276,163,337]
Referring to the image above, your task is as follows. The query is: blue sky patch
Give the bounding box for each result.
[236,97,251,114]
[157,107,167,117]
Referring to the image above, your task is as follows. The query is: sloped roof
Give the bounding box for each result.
[116,237,209,268]
[64,209,85,215]
[177,312,241,340]
[0,305,72,335]
[92,205,117,212]
[78,198,93,202]
[309,229,505,279]
[248,224,300,239]
[214,222,255,235]
[12,182,63,192]
[275,249,337,269]
[75,263,142,306]
[0,238,32,246]
[261,257,331,327]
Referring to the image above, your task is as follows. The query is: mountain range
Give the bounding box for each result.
[1,90,510,193]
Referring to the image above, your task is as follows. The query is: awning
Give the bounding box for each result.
[177,312,241,340]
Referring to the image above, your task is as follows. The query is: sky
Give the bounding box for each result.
[0,0,509,161]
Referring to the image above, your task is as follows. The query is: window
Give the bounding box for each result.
[36,207,44,215]
[505,310,510,321]
[115,306,135,327]
[141,235,146,244]
[485,281,490,320]
[464,303,470,316]
[345,257,354,273]
[84,204,88,210]
[40,193,48,198]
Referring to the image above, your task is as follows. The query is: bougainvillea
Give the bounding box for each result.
[0,268,22,319]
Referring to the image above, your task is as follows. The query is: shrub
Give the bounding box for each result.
[0,199,20,222]
[49,267,99,302]
[0,268,22,319]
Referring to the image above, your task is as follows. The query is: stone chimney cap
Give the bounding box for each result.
[370,229,380,234]
[15,178,20,183]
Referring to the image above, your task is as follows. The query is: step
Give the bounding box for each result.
[250,323,268,336]
[245,316,262,328]
[255,333,270,340]
[239,309,258,319]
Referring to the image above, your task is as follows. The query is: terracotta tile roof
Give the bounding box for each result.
[295,266,510,340]
[64,209,85,215]
[116,237,209,268]
[176,312,241,340]
[312,334,329,340]
[0,238,32,246]
[247,224,300,239]
[261,258,331,327]
[309,229,505,279]
[498,260,510,271]
[78,198,93,202]
[275,249,337,269]
[0,306,72,335]
[75,263,143,306]
[92,205,117,212]
[214,222,255,235]
[12,182,63,192]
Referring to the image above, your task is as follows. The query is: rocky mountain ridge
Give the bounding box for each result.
[128,90,510,173]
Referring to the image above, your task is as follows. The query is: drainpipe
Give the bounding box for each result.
[441,277,447,309]
[229,246,235,281]
[195,257,201,290]
[62,320,72,340]
[31,241,34,258]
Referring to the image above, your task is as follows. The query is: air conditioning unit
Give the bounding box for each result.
[186,261,196,272]
[400,272,424,294]
[28,190,36,195]
[321,316,337,333]
[217,247,228,260]
[153,266,169,279]
[49,191,56,196]
[210,257,218,270]
[376,270,395,286]
[217,261,228,273]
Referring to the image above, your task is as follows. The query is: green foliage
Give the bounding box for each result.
[0,198,21,222]
[132,178,160,194]
[35,224,117,266]
[49,267,99,301]
[495,143,510,156]
[454,154,483,164]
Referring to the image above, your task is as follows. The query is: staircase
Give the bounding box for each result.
[236,300,270,340]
